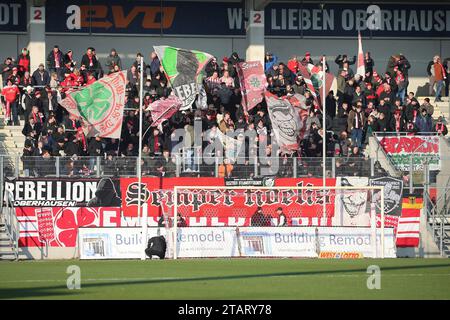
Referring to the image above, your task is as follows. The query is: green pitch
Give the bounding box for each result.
[0,258,449,300]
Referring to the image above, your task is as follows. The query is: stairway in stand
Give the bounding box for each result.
[0,110,23,177]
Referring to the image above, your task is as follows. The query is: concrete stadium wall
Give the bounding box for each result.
[0,34,448,95]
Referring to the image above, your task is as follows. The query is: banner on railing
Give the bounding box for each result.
[376,135,440,171]
[120,177,337,219]
[78,226,397,259]
[4,177,122,207]
[12,177,420,248]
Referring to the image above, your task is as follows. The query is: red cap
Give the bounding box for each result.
[305,52,311,56]
[223,56,229,62]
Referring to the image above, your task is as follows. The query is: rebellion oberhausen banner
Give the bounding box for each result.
[154,46,213,110]
[4,178,121,207]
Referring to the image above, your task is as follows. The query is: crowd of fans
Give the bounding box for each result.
[0,45,448,178]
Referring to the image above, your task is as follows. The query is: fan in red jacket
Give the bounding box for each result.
[17,48,31,75]
[1,79,21,125]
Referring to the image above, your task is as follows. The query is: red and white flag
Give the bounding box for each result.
[297,64,318,104]
[236,61,267,111]
[356,31,366,78]
[396,199,422,247]
[148,95,182,128]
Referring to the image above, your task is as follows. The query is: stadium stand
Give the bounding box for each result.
[0,48,448,178]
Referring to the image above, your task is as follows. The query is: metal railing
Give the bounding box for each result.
[0,154,376,179]
[1,190,19,260]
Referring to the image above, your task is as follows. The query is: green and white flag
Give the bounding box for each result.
[59,71,127,139]
[154,46,213,110]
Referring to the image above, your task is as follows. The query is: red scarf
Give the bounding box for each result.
[154,135,159,153]
[54,51,60,68]
[395,117,401,132]
[88,53,93,67]
[436,123,445,134]
[32,112,43,124]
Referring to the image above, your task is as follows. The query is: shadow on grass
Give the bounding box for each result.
[1,262,449,299]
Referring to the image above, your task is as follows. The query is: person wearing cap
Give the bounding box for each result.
[228,52,243,66]
[46,45,64,81]
[301,52,314,66]
[264,52,278,72]
[205,56,220,77]
[31,63,50,87]
[105,48,122,74]
[21,85,34,120]
[433,117,448,136]
[1,78,21,125]
[17,47,30,75]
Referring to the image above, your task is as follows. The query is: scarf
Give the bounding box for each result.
[77,129,87,150]
[88,53,94,67]
[54,51,60,68]
[154,135,159,153]
[395,117,401,132]
[436,123,445,134]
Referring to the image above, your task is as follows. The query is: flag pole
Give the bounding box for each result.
[138,56,146,260]
[322,56,327,220]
